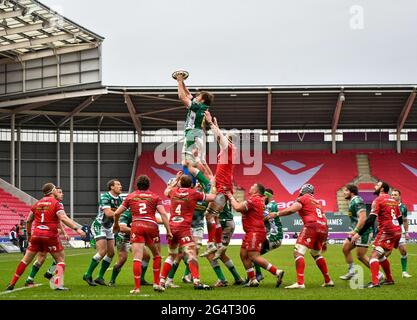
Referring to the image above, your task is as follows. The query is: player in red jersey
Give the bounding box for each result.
[227,183,284,288]
[5,183,85,291]
[267,184,334,289]
[351,181,403,288]
[200,111,238,258]
[159,174,217,291]
[113,175,172,294]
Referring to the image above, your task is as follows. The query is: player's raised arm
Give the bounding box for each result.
[164,171,182,197]
[226,191,247,213]
[268,201,302,219]
[176,74,193,107]
[205,111,229,150]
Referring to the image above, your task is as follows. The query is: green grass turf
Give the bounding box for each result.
[1,244,416,300]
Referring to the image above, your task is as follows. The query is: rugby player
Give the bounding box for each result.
[351,182,403,288]
[267,184,334,289]
[6,183,85,291]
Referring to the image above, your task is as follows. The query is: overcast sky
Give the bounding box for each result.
[42,0,417,87]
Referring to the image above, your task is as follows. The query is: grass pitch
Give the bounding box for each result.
[1,244,416,300]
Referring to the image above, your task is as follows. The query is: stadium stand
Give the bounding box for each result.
[0,188,79,238]
[0,188,31,236]
[134,151,358,212]
[368,150,417,211]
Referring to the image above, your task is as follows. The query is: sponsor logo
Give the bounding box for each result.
[265,161,324,195]
[172,216,185,223]
[401,162,417,178]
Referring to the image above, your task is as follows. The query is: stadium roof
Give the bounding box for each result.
[0,84,416,131]
[0,0,103,64]
[0,2,416,133]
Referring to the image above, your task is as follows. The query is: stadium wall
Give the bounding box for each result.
[0,141,134,217]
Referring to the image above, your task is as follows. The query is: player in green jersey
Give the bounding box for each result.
[108,209,152,286]
[391,189,412,278]
[83,179,123,286]
[175,72,214,180]
[255,189,283,282]
[340,184,383,282]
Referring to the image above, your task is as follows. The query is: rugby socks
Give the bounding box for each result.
[188,259,200,282]
[167,261,180,280]
[207,220,217,244]
[315,256,331,283]
[10,261,28,285]
[27,261,42,281]
[215,224,223,245]
[97,255,112,279]
[401,255,408,273]
[254,263,262,278]
[141,260,149,281]
[224,259,241,281]
[153,256,162,285]
[379,257,393,282]
[348,263,355,274]
[160,257,174,283]
[54,263,65,288]
[370,258,380,285]
[246,267,256,280]
[133,259,142,289]
[266,264,279,276]
[295,256,305,285]
[195,170,210,190]
[183,255,191,278]
[210,260,226,281]
[85,253,103,278]
[110,264,122,283]
[46,260,57,277]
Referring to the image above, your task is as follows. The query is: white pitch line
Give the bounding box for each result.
[0,284,43,296]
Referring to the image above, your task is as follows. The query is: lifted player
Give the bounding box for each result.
[6,183,85,291]
[200,111,237,258]
[351,181,403,288]
[175,71,213,179]
[267,184,334,289]
[228,184,285,288]
[391,189,412,278]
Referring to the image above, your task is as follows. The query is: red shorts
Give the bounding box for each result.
[297,224,328,251]
[168,228,194,248]
[28,235,63,253]
[131,220,160,245]
[373,231,402,252]
[241,231,266,252]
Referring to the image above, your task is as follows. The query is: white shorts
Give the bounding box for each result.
[192,227,204,245]
[399,234,407,246]
[92,220,115,241]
